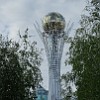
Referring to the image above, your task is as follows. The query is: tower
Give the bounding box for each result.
[35,12,69,100]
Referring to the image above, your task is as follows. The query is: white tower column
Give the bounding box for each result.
[48,34,61,100]
[40,31,65,100]
[35,12,70,100]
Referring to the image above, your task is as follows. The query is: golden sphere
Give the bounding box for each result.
[42,12,65,32]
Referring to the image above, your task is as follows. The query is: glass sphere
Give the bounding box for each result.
[42,12,65,32]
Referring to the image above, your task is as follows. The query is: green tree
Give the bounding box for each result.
[61,72,73,100]
[61,72,77,100]
[67,0,100,100]
[19,31,42,100]
[0,35,25,100]
[0,30,42,100]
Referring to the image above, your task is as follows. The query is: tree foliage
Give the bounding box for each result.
[0,31,42,100]
[18,31,42,100]
[67,0,100,100]
[61,72,73,100]
[0,35,25,100]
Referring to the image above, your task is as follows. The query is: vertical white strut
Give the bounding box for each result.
[35,20,72,100]
[41,31,65,100]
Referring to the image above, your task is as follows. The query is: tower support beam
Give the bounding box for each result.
[35,12,69,100]
[41,31,65,100]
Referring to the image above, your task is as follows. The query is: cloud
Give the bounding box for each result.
[0,0,86,35]
[0,0,87,89]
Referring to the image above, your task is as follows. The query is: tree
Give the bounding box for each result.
[67,0,100,100]
[61,72,77,100]
[0,30,42,100]
[18,31,42,100]
[0,35,25,100]
[61,72,73,100]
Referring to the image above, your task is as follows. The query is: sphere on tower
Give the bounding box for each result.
[42,12,66,32]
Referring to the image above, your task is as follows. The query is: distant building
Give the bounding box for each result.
[36,85,48,100]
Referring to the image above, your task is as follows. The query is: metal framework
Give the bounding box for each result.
[35,20,72,100]
[42,30,64,100]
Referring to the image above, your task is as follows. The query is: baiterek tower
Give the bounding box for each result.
[37,12,66,100]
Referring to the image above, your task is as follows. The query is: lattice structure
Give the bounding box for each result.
[35,12,72,100]
[37,30,65,100]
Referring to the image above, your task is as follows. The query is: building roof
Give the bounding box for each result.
[37,85,48,95]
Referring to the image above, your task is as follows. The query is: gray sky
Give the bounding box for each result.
[0,0,87,90]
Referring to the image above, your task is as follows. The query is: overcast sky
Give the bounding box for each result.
[0,0,87,90]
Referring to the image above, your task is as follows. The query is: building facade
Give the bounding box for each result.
[36,85,48,100]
